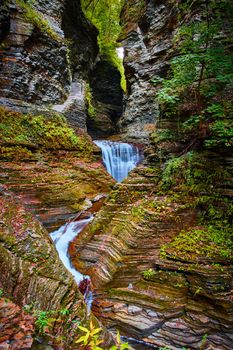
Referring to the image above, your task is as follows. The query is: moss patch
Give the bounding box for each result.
[16,0,61,41]
[161,225,233,263]
[0,106,94,160]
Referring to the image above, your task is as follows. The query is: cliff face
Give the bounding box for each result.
[0,189,88,349]
[118,0,177,142]
[0,0,70,104]
[71,161,233,350]
[0,2,115,347]
[0,0,232,349]
[0,0,122,136]
[69,1,233,348]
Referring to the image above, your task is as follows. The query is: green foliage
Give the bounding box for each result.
[152,129,177,142]
[161,156,187,190]
[205,119,233,147]
[81,0,126,91]
[76,320,103,350]
[0,289,3,298]
[34,311,50,334]
[21,304,83,346]
[59,308,70,316]
[141,268,156,280]
[76,321,130,350]
[160,151,231,195]
[110,331,130,350]
[154,0,233,149]
[161,225,233,262]
[85,82,96,118]
[158,149,232,264]
[16,0,61,41]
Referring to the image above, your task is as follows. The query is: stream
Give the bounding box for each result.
[94,140,142,182]
[50,140,149,348]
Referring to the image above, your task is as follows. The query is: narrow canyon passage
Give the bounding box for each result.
[49,140,147,348]
[0,0,232,349]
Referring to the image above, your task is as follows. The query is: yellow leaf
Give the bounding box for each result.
[78,325,89,332]
[91,328,102,335]
[75,336,86,343]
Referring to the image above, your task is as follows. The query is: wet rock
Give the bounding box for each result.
[87,61,123,138]
[0,156,113,232]
[0,0,99,133]
[71,165,233,349]
[62,0,98,76]
[0,298,34,350]
[0,1,70,104]
[0,192,91,348]
[53,80,87,130]
[118,0,177,142]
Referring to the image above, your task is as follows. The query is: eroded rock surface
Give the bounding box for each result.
[0,0,70,104]
[0,298,34,350]
[87,61,123,138]
[0,190,90,348]
[71,164,233,349]
[119,0,177,142]
[0,156,113,232]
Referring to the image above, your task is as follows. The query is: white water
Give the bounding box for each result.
[50,217,92,284]
[94,140,142,182]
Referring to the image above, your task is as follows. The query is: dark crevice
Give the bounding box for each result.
[62,0,99,79]
[87,60,124,138]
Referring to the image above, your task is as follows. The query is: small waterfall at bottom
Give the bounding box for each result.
[94,140,143,182]
[50,216,93,313]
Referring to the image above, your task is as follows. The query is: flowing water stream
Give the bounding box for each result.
[50,140,146,346]
[94,140,142,182]
[50,217,93,284]
[50,216,93,312]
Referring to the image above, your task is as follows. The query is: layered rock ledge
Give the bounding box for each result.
[71,164,233,350]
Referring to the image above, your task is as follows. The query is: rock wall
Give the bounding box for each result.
[71,164,233,349]
[0,190,88,349]
[87,60,123,138]
[0,0,70,104]
[118,0,178,142]
[0,0,101,132]
[0,155,113,232]
[0,0,123,135]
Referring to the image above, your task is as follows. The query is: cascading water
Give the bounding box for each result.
[50,216,93,313]
[94,140,142,182]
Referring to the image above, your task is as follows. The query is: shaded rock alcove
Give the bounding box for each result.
[87,60,124,138]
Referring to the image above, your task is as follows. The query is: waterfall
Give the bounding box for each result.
[50,217,93,284]
[50,217,93,313]
[94,140,142,182]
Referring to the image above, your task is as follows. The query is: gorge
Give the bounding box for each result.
[0,0,232,350]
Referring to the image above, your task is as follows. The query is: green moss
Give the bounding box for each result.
[16,0,61,41]
[121,0,146,37]
[0,106,93,160]
[161,225,233,262]
[0,145,34,160]
[81,0,126,92]
[159,151,230,194]
[85,82,96,118]
[141,268,156,280]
